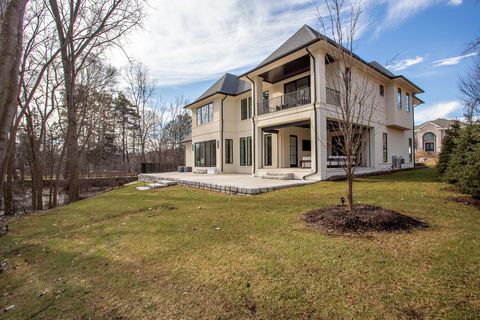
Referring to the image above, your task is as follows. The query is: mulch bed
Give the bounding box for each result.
[303,204,428,234]
[450,196,480,209]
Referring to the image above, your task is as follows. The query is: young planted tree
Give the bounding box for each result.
[316,0,378,211]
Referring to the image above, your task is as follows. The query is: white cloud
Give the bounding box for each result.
[387,55,426,71]
[107,0,460,88]
[110,0,318,86]
[432,53,478,67]
[448,0,463,5]
[415,100,463,124]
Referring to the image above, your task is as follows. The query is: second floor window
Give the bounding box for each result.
[406,93,411,112]
[196,102,213,125]
[241,97,252,120]
[397,88,402,109]
[379,84,384,96]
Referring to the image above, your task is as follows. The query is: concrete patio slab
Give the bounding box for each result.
[139,172,315,195]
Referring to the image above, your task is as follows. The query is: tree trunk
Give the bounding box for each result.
[0,0,27,192]
[3,143,15,215]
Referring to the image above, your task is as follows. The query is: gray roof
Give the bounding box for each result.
[240,24,423,93]
[186,73,250,108]
[430,118,461,128]
[255,25,320,71]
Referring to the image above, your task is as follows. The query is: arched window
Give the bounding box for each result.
[423,132,436,152]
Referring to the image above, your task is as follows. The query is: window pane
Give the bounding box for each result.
[247,137,252,166]
[264,134,272,166]
[383,133,388,162]
[241,99,247,120]
[397,88,402,109]
[240,138,245,166]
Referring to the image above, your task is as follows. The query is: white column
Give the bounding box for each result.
[313,49,327,179]
[252,76,263,174]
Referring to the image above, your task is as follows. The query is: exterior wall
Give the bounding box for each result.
[184,141,193,167]
[414,122,445,154]
[186,43,419,178]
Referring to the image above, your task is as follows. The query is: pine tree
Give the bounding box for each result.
[437,121,461,175]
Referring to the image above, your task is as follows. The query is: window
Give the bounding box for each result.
[263,91,269,101]
[225,139,233,164]
[240,136,252,166]
[383,133,388,162]
[379,84,384,97]
[194,140,216,167]
[397,88,402,109]
[425,142,435,152]
[264,134,272,166]
[302,140,311,152]
[241,97,252,120]
[406,93,411,112]
[408,138,413,162]
[196,102,213,126]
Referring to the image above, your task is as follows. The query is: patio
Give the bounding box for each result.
[138,172,314,195]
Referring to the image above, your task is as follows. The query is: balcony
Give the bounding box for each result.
[257,87,311,116]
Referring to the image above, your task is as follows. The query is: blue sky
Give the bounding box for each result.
[114,0,479,124]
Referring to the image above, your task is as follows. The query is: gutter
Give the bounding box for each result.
[220,94,227,173]
[245,74,256,174]
[303,46,318,180]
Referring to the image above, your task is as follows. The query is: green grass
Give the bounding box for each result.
[1,168,479,319]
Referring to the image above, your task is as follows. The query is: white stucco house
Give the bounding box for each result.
[182,25,424,180]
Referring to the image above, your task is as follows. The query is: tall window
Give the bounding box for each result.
[383,133,388,162]
[379,84,384,96]
[241,97,252,120]
[264,134,272,166]
[408,138,413,162]
[196,102,213,125]
[397,88,402,109]
[194,140,216,167]
[406,93,411,112]
[225,139,233,164]
[240,136,252,166]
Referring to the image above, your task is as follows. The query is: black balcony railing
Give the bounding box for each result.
[257,87,311,115]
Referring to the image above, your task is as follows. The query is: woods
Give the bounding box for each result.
[0,0,191,214]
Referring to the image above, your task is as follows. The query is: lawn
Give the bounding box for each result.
[1,168,479,319]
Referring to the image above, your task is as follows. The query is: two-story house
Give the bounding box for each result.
[182,25,424,180]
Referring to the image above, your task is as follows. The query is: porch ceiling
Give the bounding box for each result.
[262,120,311,131]
[259,54,335,84]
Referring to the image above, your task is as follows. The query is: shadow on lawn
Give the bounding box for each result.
[355,168,439,184]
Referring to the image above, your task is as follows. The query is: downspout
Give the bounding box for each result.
[220,94,227,173]
[303,46,319,180]
[412,96,417,166]
[246,74,256,174]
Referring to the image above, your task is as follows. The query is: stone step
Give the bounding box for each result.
[261,172,295,180]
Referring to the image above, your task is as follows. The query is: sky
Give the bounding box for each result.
[110,0,480,124]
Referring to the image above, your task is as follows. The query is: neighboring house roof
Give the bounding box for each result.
[185,73,250,108]
[416,118,464,130]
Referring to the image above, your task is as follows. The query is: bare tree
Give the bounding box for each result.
[316,0,378,211]
[0,0,27,193]
[460,40,480,122]
[47,0,143,202]
[125,62,155,168]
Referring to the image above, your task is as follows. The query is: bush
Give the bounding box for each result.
[444,123,480,198]
[437,122,461,175]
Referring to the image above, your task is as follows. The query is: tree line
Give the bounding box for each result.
[0,0,191,214]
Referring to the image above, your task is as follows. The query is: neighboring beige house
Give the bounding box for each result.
[414,118,463,154]
[182,25,424,180]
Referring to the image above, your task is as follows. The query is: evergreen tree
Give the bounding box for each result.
[437,121,461,175]
[445,123,480,198]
